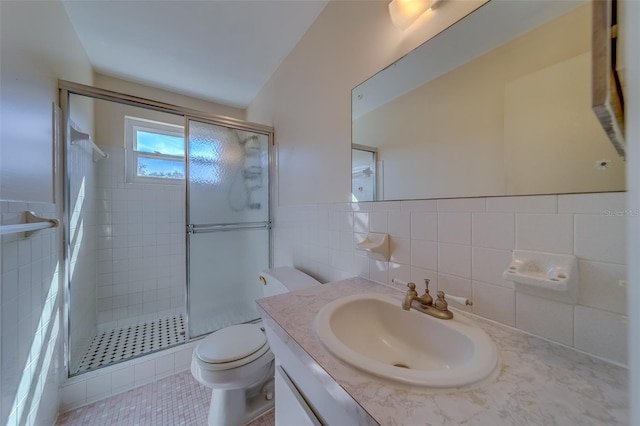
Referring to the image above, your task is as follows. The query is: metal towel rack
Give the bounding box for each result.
[0,211,59,238]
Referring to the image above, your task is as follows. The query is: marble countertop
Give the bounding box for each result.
[256,277,628,426]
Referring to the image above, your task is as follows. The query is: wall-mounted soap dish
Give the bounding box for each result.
[356,233,389,261]
[502,250,578,303]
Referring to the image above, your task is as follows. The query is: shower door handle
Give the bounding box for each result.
[186,222,271,234]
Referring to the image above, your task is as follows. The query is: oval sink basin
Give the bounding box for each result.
[314,293,499,388]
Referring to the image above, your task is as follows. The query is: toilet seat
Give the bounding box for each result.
[195,323,269,371]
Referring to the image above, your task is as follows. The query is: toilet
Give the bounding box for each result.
[191,266,321,426]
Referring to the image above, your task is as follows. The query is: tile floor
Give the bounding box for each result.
[56,370,275,426]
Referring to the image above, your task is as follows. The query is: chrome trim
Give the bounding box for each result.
[0,211,58,237]
[184,115,192,342]
[351,144,377,202]
[268,130,274,270]
[352,143,378,153]
[59,87,72,378]
[188,222,271,234]
[58,80,273,133]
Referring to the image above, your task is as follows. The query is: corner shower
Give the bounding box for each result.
[60,81,272,377]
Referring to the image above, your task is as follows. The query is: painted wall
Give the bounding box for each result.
[0,1,93,203]
[94,74,246,121]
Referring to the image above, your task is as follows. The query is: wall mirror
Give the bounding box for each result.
[351,0,626,202]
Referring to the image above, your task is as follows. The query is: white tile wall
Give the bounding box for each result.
[1,201,62,426]
[273,192,628,366]
[67,139,98,372]
[94,147,186,329]
[472,280,515,326]
[515,213,574,254]
[515,292,574,346]
[438,212,471,244]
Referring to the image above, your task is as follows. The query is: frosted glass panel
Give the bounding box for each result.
[188,120,269,225]
[188,229,269,338]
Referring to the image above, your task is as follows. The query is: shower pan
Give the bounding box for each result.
[60,81,273,376]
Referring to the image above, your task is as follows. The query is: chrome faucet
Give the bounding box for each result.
[401,279,471,320]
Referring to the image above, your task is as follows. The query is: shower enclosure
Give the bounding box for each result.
[60,81,272,376]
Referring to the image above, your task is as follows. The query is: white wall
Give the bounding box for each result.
[0,1,93,203]
[0,1,93,425]
[95,74,246,121]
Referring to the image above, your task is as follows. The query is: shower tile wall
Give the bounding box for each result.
[95,146,185,331]
[273,192,628,366]
[68,139,98,371]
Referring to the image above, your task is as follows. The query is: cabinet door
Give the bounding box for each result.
[274,366,322,426]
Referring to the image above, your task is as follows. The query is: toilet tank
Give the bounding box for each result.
[259,267,320,297]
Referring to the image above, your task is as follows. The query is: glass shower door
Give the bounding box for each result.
[186,119,270,338]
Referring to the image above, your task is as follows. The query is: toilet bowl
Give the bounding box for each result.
[191,267,321,426]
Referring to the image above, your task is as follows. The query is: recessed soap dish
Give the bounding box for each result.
[502,250,578,303]
[356,232,389,261]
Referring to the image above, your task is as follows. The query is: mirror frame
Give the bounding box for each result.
[592,0,626,158]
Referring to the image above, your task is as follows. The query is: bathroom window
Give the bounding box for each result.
[125,116,185,184]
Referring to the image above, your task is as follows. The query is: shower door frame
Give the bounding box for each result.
[58,80,274,378]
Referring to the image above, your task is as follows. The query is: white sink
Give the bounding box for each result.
[314,293,499,388]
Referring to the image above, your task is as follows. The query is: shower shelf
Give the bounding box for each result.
[70,125,108,162]
[0,211,59,238]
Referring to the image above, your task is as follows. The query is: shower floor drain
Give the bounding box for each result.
[74,314,185,374]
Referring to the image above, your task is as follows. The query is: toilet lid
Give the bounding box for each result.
[196,323,267,364]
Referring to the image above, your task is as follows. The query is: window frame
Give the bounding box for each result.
[125,116,185,184]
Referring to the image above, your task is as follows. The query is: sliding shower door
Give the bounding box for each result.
[186,119,270,338]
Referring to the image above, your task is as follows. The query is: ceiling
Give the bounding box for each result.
[62,0,328,108]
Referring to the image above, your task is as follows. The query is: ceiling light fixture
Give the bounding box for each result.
[388,0,439,30]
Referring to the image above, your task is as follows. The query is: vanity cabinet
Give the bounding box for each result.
[265,326,358,426]
[274,366,320,426]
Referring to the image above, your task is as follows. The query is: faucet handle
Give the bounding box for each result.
[423,278,431,293]
[442,292,472,306]
[406,282,418,296]
[434,291,448,311]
